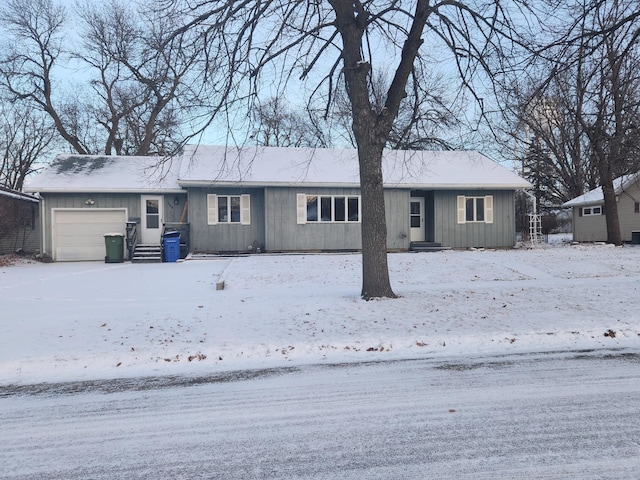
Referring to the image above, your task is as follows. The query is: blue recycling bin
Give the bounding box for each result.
[163,231,180,262]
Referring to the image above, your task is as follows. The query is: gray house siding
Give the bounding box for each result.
[188,186,518,253]
[265,187,362,251]
[384,189,411,251]
[38,192,187,256]
[188,187,265,253]
[433,190,516,248]
[264,187,412,252]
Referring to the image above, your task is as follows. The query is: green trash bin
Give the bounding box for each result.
[104,233,125,263]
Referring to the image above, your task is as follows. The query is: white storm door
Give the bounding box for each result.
[141,195,163,244]
[410,197,425,242]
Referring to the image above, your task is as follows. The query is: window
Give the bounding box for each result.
[207,194,251,225]
[297,194,360,224]
[457,195,493,224]
[581,206,602,216]
[465,197,484,222]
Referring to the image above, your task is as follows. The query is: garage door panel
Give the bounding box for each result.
[53,209,126,261]
[56,246,106,262]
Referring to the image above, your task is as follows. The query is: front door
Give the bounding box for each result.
[410,197,425,242]
[141,195,163,244]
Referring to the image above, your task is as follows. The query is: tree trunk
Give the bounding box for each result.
[357,142,396,300]
[329,0,431,299]
[599,159,622,245]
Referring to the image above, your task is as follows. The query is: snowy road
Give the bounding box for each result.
[2,351,639,479]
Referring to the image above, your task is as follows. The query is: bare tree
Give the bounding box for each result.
[580,1,640,245]
[77,0,203,155]
[503,0,640,245]
[0,0,86,152]
[0,103,57,190]
[502,72,599,206]
[250,97,329,148]
[0,0,203,156]
[173,0,533,299]
[330,70,462,151]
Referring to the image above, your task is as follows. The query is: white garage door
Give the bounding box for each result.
[53,209,127,261]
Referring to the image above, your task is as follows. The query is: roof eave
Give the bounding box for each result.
[26,187,187,194]
[178,180,531,190]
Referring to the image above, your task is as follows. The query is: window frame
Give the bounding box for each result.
[581,206,602,216]
[207,194,251,225]
[457,195,494,224]
[297,194,361,224]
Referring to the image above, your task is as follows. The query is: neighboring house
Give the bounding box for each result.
[25,146,530,261]
[563,173,640,243]
[0,185,40,255]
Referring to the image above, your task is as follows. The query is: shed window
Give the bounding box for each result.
[207,194,251,225]
[457,195,493,224]
[581,206,602,216]
[297,194,361,224]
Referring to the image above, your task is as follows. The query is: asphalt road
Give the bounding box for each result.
[1,351,639,479]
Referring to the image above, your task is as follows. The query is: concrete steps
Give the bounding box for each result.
[132,244,162,263]
[410,242,451,252]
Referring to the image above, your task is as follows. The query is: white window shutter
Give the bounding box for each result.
[457,196,466,224]
[296,194,307,224]
[241,194,251,225]
[485,195,494,224]
[207,194,218,225]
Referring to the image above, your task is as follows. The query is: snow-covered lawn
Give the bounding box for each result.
[2,240,639,385]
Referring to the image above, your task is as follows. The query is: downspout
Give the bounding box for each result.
[39,195,46,257]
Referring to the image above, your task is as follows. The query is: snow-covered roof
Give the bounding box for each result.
[25,146,530,193]
[562,173,640,207]
[179,145,531,189]
[0,185,39,203]
[25,154,183,193]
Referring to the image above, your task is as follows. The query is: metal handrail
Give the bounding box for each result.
[126,221,138,260]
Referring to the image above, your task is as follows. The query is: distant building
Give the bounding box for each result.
[563,173,640,243]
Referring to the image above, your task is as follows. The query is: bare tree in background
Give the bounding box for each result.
[250,97,329,148]
[172,0,533,299]
[254,69,460,151]
[502,72,599,205]
[578,1,640,245]
[77,0,202,155]
[0,0,203,156]
[0,103,57,190]
[330,70,462,151]
[502,0,640,245]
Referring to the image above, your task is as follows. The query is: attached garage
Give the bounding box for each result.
[52,209,127,261]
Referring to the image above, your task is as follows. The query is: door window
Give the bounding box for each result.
[146,199,160,229]
[410,201,422,228]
